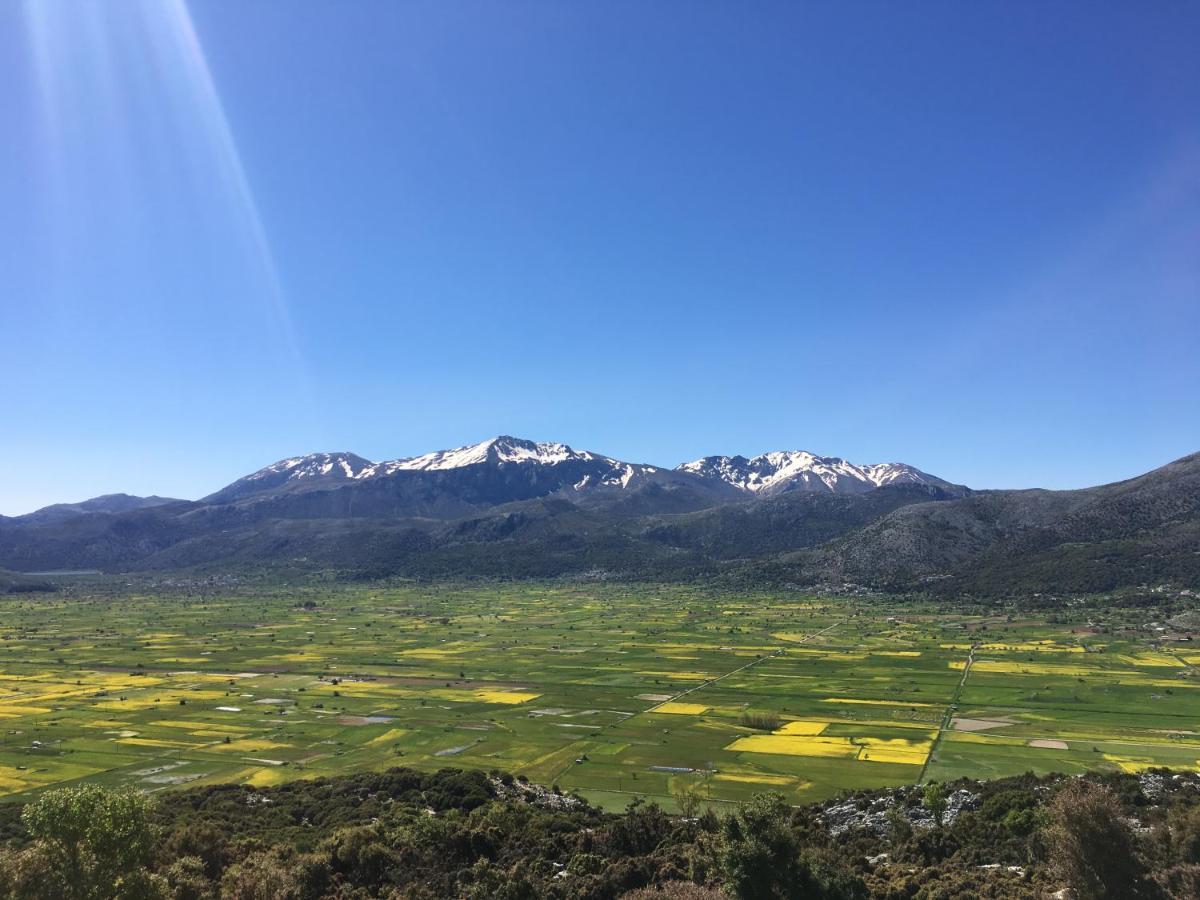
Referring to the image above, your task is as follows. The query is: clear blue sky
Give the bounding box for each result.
[3,1,1198,514]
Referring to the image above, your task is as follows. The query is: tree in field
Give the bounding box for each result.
[675,782,703,819]
[19,783,162,900]
[1043,779,1152,900]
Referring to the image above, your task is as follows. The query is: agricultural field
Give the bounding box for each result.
[1,581,1198,811]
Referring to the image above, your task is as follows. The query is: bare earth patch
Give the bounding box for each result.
[1028,739,1069,749]
[951,717,1013,732]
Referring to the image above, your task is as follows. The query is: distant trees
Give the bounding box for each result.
[738,712,781,732]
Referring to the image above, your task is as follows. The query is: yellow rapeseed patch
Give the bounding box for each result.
[0,705,53,718]
[855,738,931,765]
[726,734,859,758]
[951,660,1105,677]
[770,632,809,643]
[1117,653,1183,668]
[638,671,711,681]
[245,768,290,787]
[1103,754,1172,774]
[471,690,541,704]
[653,702,710,715]
[368,728,409,745]
[713,772,798,786]
[215,739,290,753]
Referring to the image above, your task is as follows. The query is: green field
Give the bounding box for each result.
[1,582,1198,811]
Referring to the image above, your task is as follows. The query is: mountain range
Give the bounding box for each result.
[1,435,1196,596]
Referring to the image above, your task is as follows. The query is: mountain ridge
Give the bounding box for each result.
[678,450,964,496]
[2,439,1195,598]
[202,436,964,508]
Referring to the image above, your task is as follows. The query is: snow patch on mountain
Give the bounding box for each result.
[678,451,953,495]
[383,436,590,473]
[245,452,373,482]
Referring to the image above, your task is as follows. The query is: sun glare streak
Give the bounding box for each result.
[22,2,60,148]
[156,0,304,371]
[20,0,308,385]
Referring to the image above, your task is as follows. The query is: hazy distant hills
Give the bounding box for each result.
[1,436,1196,596]
[12,493,183,526]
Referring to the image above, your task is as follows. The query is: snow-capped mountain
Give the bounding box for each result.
[205,452,375,503]
[202,436,724,512]
[384,437,584,472]
[202,437,961,516]
[372,435,674,491]
[248,452,374,482]
[678,451,964,496]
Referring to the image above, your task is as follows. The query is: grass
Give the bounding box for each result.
[0,581,1198,811]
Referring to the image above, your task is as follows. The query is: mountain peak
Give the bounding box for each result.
[246,451,374,482]
[204,451,374,503]
[678,450,963,496]
[387,436,588,472]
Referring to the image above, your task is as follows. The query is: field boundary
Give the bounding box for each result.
[920,642,977,784]
[546,620,845,792]
[650,619,844,712]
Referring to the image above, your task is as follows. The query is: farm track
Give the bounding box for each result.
[920,643,977,784]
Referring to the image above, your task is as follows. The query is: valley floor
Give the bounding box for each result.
[1,580,1198,810]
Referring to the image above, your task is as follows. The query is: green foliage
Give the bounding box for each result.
[19,784,160,900]
[719,793,801,899]
[0,767,1194,900]
[160,856,213,900]
[717,793,863,899]
[922,782,947,828]
[219,850,298,900]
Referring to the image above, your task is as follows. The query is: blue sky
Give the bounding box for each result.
[3,1,1198,514]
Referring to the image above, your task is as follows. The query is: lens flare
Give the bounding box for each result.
[21,0,305,377]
